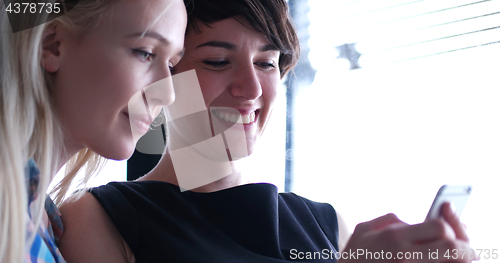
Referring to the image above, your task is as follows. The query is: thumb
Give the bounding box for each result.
[441,202,469,242]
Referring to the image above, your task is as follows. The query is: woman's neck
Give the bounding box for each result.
[55,136,83,177]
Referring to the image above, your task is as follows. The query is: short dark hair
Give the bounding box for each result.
[185,0,300,78]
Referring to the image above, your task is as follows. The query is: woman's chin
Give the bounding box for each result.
[94,140,136,161]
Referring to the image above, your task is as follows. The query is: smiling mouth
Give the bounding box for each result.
[211,109,259,124]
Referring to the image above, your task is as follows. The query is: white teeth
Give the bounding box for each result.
[242,114,250,124]
[212,109,256,124]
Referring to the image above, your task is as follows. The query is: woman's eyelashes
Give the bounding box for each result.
[255,61,276,71]
[133,48,177,75]
[202,59,277,71]
[203,60,230,69]
[132,49,155,62]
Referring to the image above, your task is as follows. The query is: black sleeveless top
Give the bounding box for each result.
[91,181,339,262]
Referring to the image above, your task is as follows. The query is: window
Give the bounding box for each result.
[290,0,500,255]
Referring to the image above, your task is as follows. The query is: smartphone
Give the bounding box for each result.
[425,185,472,221]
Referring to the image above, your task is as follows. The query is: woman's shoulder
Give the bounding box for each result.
[279,192,341,251]
[58,191,135,263]
[91,180,177,196]
[89,180,183,208]
[279,192,336,214]
[278,192,351,252]
[58,181,170,263]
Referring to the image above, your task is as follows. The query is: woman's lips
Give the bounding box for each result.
[125,112,152,135]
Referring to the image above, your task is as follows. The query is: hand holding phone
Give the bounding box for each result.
[425,185,472,221]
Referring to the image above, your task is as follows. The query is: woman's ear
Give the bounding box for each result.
[41,23,65,73]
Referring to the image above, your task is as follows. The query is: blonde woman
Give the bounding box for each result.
[0,0,187,262]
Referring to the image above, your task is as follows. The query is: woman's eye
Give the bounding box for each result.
[203,60,230,68]
[132,49,154,62]
[255,62,276,70]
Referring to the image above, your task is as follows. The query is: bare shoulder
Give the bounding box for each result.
[335,210,351,252]
[59,191,135,263]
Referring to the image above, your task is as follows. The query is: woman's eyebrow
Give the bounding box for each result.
[260,44,279,52]
[125,31,171,45]
[195,41,278,53]
[196,41,236,50]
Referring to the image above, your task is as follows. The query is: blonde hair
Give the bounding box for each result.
[46,0,115,206]
[0,0,114,262]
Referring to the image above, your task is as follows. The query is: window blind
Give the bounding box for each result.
[309,0,500,68]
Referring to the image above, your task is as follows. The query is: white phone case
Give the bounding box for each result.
[425,185,472,221]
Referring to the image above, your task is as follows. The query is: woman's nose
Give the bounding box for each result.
[230,63,262,100]
[144,60,177,107]
[144,75,175,108]
[142,75,175,121]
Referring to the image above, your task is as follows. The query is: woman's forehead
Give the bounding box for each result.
[184,17,271,50]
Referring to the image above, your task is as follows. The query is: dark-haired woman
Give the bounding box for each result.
[59,0,475,262]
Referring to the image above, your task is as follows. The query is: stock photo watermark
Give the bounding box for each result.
[3,0,80,32]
